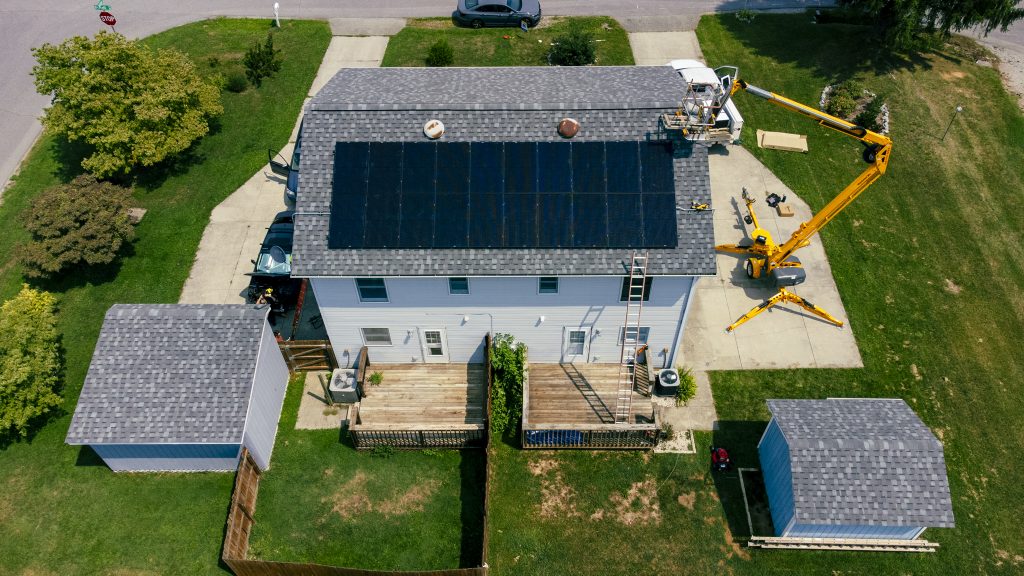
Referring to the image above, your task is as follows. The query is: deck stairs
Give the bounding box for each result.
[614,251,648,424]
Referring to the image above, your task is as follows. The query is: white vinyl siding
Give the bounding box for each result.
[91,443,241,472]
[242,321,289,471]
[313,276,694,365]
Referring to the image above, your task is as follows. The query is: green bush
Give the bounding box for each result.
[243,33,282,87]
[675,367,697,406]
[549,26,596,66]
[425,39,455,67]
[490,333,526,436]
[20,175,137,279]
[855,97,885,131]
[225,70,248,93]
[826,79,864,118]
[0,286,62,439]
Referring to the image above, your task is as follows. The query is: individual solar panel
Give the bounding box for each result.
[401,142,436,195]
[504,193,538,247]
[641,141,675,193]
[605,141,641,194]
[333,142,370,197]
[436,142,471,195]
[607,194,642,247]
[538,193,573,247]
[504,142,537,194]
[433,193,469,248]
[571,193,607,248]
[537,142,572,193]
[398,193,435,248]
[643,193,678,247]
[468,193,503,247]
[470,142,504,195]
[572,141,606,194]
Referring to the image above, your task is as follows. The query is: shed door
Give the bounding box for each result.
[561,327,590,363]
[420,329,449,363]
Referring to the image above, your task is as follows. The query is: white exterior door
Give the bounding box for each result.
[561,327,590,363]
[420,329,449,363]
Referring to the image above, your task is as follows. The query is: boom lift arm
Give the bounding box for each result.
[715,80,893,332]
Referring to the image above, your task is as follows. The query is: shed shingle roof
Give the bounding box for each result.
[292,66,715,277]
[767,399,955,528]
[66,304,269,445]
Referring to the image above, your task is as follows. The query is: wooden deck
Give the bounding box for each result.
[526,363,655,426]
[355,363,486,428]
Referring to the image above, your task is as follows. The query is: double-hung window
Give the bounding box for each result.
[619,326,651,345]
[355,278,388,302]
[619,277,653,302]
[539,277,559,294]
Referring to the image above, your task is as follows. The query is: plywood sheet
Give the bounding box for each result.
[757,129,808,152]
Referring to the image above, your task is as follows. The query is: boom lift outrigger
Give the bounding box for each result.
[715,80,892,332]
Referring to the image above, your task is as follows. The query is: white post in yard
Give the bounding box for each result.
[273,2,280,27]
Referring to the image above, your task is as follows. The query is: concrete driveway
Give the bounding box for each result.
[629,31,705,64]
[178,32,393,304]
[681,145,863,370]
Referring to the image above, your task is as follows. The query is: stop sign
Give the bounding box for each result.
[99,11,116,26]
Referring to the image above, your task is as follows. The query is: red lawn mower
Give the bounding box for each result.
[710,446,733,472]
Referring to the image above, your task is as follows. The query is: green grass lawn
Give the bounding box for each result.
[249,376,486,570]
[489,13,1024,576]
[0,18,330,575]
[381,17,634,67]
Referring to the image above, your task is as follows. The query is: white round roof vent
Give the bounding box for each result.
[423,119,445,139]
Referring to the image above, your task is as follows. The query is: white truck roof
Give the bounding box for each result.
[667,59,720,85]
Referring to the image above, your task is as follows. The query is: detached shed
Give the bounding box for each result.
[758,398,954,540]
[66,304,289,472]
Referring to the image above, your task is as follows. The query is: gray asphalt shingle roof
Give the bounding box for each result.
[767,398,955,528]
[292,66,715,277]
[66,304,269,445]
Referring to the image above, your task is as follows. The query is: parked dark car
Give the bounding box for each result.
[246,210,301,306]
[268,123,302,203]
[452,0,541,29]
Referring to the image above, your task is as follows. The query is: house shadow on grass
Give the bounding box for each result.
[74,445,107,467]
[710,420,768,540]
[459,449,486,568]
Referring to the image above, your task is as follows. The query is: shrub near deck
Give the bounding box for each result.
[249,376,486,570]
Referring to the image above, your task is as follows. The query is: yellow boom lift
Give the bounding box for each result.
[713,80,892,332]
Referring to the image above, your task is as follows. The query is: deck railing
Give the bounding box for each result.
[521,422,659,449]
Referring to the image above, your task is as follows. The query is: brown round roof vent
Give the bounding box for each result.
[423,119,445,139]
[557,118,580,138]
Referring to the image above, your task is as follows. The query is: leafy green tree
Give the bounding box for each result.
[32,32,223,178]
[20,175,138,279]
[549,26,596,66]
[243,33,283,87]
[0,286,62,439]
[490,333,526,436]
[838,0,1024,49]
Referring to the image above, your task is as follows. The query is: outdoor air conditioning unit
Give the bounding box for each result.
[328,368,359,403]
[656,368,680,398]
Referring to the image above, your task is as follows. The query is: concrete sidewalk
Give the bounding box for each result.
[179,33,392,304]
[681,145,863,370]
[629,31,704,65]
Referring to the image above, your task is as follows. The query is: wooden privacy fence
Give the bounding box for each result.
[223,449,261,561]
[278,340,337,372]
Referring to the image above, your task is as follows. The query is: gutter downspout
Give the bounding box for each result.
[668,276,700,368]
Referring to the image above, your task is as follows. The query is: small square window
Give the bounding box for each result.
[539,277,559,294]
[356,278,388,302]
[620,326,651,345]
[448,277,470,295]
[361,328,392,346]
[620,277,653,302]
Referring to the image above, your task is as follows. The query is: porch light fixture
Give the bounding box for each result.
[538,315,545,324]
[462,315,469,324]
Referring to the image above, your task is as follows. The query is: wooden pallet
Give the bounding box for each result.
[747,536,939,552]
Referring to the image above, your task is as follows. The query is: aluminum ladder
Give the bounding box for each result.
[614,251,648,424]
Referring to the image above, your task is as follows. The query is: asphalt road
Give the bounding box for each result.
[0,0,1020,193]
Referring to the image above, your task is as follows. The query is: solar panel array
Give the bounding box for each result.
[327,140,678,249]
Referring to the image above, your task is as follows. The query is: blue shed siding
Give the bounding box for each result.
[758,418,795,536]
[787,523,923,540]
[242,321,290,470]
[92,443,241,472]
